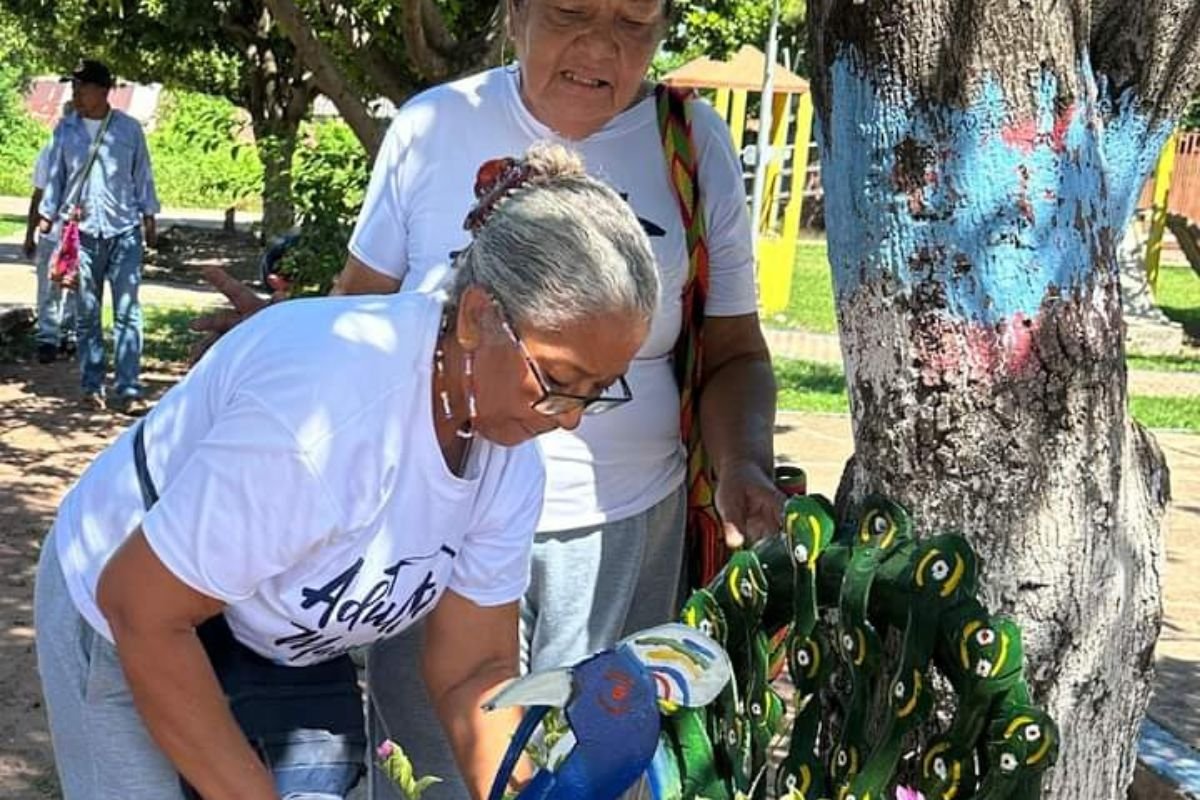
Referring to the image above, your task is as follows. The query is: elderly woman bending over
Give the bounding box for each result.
[33,144,658,800]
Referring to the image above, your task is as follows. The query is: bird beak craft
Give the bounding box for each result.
[482,623,732,800]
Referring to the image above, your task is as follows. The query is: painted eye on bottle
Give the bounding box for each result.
[976,628,996,646]
[933,756,948,779]
[797,649,812,667]
[739,578,754,598]
[1024,724,1042,742]
[999,752,1019,772]
[931,560,950,580]
[699,619,713,636]
[871,514,889,536]
[893,681,906,699]
[841,633,855,653]
[794,543,810,562]
[975,659,993,677]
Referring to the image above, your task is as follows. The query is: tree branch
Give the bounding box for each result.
[262,0,383,154]
[400,0,452,81]
[1091,0,1200,125]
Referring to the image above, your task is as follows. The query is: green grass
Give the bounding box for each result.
[771,242,837,333]
[0,213,27,238]
[1129,395,1200,432]
[1154,264,1200,338]
[775,358,849,413]
[774,357,1200,432]
[1127,354,1200,372]
[3,303,203,365]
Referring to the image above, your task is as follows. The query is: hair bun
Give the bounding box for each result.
[464,143,587,233]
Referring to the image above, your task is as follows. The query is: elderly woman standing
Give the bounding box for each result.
[193,0,783,794]
[342,1,784,795]
[34,145,657,800]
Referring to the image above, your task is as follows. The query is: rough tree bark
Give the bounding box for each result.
[221,4,314,241]
[262,0,384,156]
[807,1,1200,796]
[263,0,504,157]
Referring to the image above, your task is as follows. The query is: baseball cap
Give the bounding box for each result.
[61,59,114,89]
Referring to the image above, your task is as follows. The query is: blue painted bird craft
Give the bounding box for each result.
[483,622,732,800]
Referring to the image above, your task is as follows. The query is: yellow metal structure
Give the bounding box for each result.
[1146,131,1179,293]
[662,46,813,315]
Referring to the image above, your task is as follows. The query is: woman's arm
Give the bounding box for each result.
[96,529,277,800]
[421,590,525,799]
[699,312,785,548]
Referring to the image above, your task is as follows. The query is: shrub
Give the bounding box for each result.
[148,90,263,210]
[0,63,48,197]
[275,119,370,295]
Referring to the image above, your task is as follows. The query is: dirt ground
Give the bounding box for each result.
[0,227,1196,798]
[0,224,255,798]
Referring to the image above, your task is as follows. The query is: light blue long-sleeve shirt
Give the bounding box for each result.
[39,109,161,239]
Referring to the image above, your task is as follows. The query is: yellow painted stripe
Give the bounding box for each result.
[941,554,966,598]
[896,670,923,718]
[960,620,983,669]
[991,633,1011,678]
[1027,735,1052,765]
[916,548,941,588]
[1004,715,1035,739]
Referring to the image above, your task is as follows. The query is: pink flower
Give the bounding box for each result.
[896,787,925,800]
[377,740,395,760]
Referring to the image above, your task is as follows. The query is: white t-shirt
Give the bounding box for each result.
[32,145,51,190]
[52,293,544,666]
[349,66,757,531]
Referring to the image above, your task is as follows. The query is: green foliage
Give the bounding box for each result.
[1183,94,1200,130]
[376,739,442,800]
[663,0,807,73]
[149,91,263,209]
[276,120,370,295]
[0,61,49,198]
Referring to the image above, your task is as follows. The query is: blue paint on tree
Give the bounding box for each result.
[818,50,1173,328]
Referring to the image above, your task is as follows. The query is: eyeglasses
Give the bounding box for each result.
[494,300,633,417]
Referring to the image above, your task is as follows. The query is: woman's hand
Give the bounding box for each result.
[188,265,288,363]
[714,459,785,548]
[422,592,526,800]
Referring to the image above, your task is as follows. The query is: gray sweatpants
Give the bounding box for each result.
[34,532,187,799]
[365,484,686,799]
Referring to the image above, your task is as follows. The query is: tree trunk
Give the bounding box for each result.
[253,116,300,242]
[263,0,384,156]
[242,36,311,243]
[808,1,1199,796]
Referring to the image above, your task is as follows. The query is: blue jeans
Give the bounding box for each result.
[35,532,366,799]
[34,234,77,346]
[76,227,143,397]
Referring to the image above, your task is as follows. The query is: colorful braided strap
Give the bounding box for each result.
[655,84,726,589]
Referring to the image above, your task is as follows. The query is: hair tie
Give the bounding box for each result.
[464,156,535,234]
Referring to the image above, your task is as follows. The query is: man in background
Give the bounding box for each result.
[38,59,159,414]
[24,102,78,365]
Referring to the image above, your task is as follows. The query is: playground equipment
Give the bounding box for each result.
[1143,131,1200,287]
[663,46,815,316]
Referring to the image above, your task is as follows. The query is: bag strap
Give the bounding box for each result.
[654,84,727,588]
[63,111,113,214]
[132,421,159,510]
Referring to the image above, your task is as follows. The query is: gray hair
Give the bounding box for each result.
[449,143,659,331]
